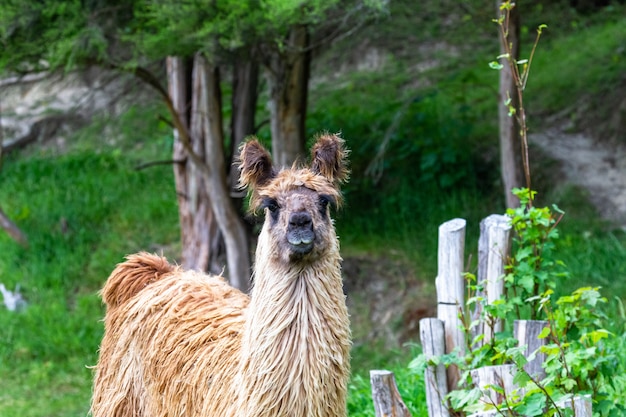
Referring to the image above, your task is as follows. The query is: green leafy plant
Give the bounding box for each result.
[412,194,626,416]
[409,2,626,415]
[504,187,567,320]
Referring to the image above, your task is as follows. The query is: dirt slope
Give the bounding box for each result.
[531,125,626,229]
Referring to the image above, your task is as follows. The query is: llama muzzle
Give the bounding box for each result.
[287,211,315,254]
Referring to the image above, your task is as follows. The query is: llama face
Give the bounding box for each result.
[239,134,349,263]
[258,177,337,262]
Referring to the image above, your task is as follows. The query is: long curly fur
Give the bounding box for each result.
[91,133,351,417]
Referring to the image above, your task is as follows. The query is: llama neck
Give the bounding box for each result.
[235,233,351,417]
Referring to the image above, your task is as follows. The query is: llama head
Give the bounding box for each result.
[239,133,349,263]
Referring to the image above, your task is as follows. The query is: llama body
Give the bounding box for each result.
[91,134,351,417]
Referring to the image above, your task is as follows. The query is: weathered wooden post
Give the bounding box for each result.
[436,218,466,390]
[370,370,412,417]
[474,214,511,344]
[557,395,593,417]
[419,318,450,417]
[470,364,517,408]
[514,320,548,379]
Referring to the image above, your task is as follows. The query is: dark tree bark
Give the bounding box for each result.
[194,54,250,292]
[498,1,523,209]
[167,57,223,275]
[166,56,251,292]
[266,25,311,167]
[229,55,259,197]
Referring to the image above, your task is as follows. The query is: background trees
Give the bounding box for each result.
[0,0,386,290]
[496,0,523,209]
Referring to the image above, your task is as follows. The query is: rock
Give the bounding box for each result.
[0,283,27,312]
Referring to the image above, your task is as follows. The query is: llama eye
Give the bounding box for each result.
[319,195,335,212]
[262,198,279,213]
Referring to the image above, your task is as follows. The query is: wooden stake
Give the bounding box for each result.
[436,218,466,390]
[470,364,517,408]
[370,370,412,417]
[557,395,592,417]
[419,318,450,417]
[514,320,548,379]
[475,214,511,344]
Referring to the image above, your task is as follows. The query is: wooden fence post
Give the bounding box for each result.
[557,395,592,417]
[470,364,517,410]
[474,214,511,344]
[514,320,548,379]
[370,370,412,417]
[419,318,451,417]
[436,218,466,390]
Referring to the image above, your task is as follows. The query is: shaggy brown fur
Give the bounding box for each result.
[91,133,351,417]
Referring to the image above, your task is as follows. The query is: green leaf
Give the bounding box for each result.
[585,329,611,344]
[513,369,531,387]
[515,393,546,416]
[515,245,533,262]
[538,326,551,339]
[489,61,504,70]
[447,387,482,410]
[562,377,577,391]
[407,354,427,373]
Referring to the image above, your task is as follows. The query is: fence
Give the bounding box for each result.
[369,216,592,417]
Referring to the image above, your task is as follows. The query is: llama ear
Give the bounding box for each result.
[238,138,276,190]
[310,133,350,186]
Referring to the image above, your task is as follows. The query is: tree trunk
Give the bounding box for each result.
[192,54,251,292]
[497,1,523,209]
[167,57,224,275]
[370,370,413,417]
[229,56,259,197]
[266,25,310,167]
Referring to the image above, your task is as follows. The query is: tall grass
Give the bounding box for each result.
[526,15,626,115]
[0,104,178,417]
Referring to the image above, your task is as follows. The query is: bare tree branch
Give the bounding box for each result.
[0,206,28,248]
[134,159,185,171]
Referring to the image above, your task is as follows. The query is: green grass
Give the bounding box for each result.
[348,344,428,417]
[0,104,179,417]
[527,15,626,117]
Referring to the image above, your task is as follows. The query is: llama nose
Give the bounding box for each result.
[287,211,315,255]
[289,212,312,228]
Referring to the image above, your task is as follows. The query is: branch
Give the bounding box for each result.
[0,71,51,88]
[365,96,414,183]
[0,207,28,248]
[105,61,212,179]
[134,159,185,171]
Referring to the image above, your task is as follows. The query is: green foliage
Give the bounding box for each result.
[129,0,387,62]
[309,65,502,264]
[412,191,626,416]
[504,188,568,320]
[0,0,387,74]
[538,287,623,407]
[526,15,626,116]
[350,344,428,417]
[0,0,134,72]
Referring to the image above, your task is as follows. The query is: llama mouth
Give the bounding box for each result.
[287,232,315,254]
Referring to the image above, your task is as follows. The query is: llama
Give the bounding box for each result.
[91,133,351,417]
